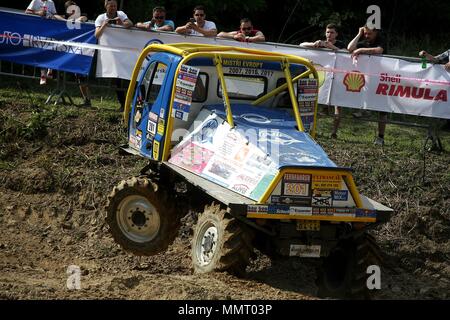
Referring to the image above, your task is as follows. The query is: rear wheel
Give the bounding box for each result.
[106,176,181,256]
[316,233,382,299]
[192,204,253,277]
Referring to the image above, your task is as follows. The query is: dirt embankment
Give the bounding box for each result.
[0,101,449,299]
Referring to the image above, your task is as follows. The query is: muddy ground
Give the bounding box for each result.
[0,99,449,300]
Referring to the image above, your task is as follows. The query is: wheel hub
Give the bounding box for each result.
[131,209,147,227]
[117,195,161,243]
[197,226,218,266]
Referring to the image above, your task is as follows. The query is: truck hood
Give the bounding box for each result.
[204,104,337,170]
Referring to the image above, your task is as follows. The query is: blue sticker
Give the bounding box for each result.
[175,111,184,120]
[268,205,290,215]
[355,209,377,218]
[333,190,349,201]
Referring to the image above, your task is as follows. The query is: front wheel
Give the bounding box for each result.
[191,204,253,277]
[316,233,382,299]
[106,176,181,256]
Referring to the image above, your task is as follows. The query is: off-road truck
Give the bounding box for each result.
[105,43,393,298]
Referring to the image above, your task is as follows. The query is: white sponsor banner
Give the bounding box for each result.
[331,54,450,119]
[95,27,336,106]
[96,27,450,119]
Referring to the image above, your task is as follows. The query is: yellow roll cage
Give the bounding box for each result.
[123,43,319,155]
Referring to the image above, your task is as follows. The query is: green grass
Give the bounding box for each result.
[0,75,121,111]
[315,107,450,156]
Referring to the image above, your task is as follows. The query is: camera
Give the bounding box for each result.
[108,18,116,25]
[189,18,196,23]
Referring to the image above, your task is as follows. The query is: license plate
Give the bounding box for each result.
[297,220,320,231]
[290,245,321,258]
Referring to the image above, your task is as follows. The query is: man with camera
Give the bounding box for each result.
[95,0,133,39]
[175,5,217,37]
[95,0,133,112]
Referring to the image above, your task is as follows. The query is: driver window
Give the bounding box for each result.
[146,63,168,103]
[140,62,168,104]
[274,78,291,108]
[140,62,156,101]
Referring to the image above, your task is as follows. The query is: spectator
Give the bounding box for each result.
[25,0,63,85]
[300,23,346,51]
[64,1,88,23]
[217,18,265,43]
[300,24,347,139]
[419,49,450,131]
[348,25,388,146]
[95,0,133,111]
[63,1,91,107]
[25,0,59,19]
[419,49,450,71]
[175,5,217,37]
[95,0,133,39]
[135,6,174,32]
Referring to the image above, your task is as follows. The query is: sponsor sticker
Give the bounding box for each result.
[356,209,377,219]
[174,110,185,120]
[333,190,349,201]
[268,205,290,215]
[333,208,356,218]
[153,140,160,160]
[149,112,158,122]
[284,174,311,183]
[247,205,269,215]
[289,207,313,216]
[312,197,332,207]
[129,134,141,149]
[298,79,318,103]
[147,120,157,135]
[284,182,310,197]
[312,175,342,190]
[157,118,165,136]
[271,195,311,206]
[313,207,333,216]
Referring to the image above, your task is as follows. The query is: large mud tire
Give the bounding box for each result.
[106,176,180,256]
[191,204,253,277]
[316,233,382,299]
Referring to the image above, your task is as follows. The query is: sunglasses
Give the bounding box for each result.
[194,13,205,17]
[154,16,165,19]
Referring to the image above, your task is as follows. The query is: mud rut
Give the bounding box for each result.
[0,102,449,299]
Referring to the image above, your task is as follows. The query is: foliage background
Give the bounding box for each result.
[1,0,450,55]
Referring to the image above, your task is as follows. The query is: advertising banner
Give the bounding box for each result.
[0,11,96,75]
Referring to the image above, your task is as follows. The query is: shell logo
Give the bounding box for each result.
[343,71,365,92]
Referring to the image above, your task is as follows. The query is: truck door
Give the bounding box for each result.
[128,54,178,160]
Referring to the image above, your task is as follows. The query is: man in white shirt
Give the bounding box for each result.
[175,5,217,37]
[95,0,133,39]
[25,0,58,19]
[95,0,133,112]
[25,0,64,85]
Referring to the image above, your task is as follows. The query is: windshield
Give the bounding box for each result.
[218,75,267,100]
